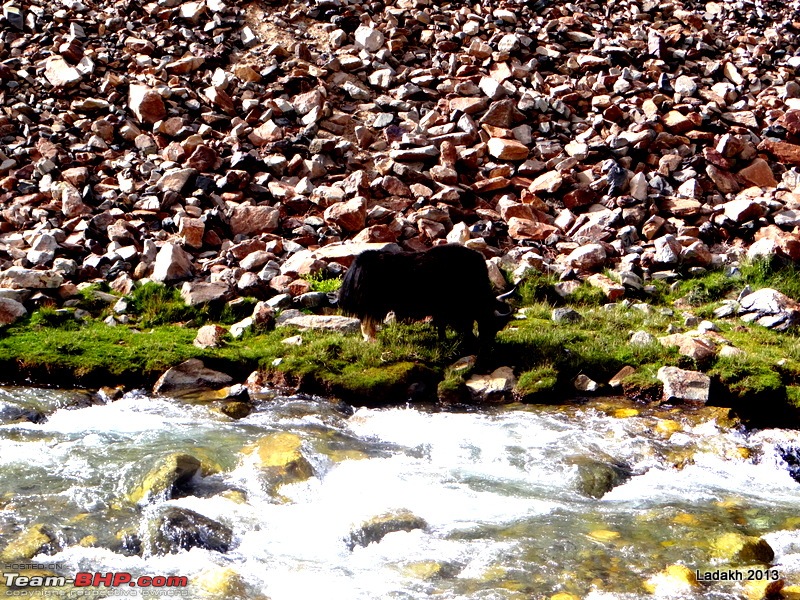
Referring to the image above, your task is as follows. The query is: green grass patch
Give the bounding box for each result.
[302,272,342,294]
[127,282,197,327]
[0,319,201,379]
[496,302,679,386]
[708,355,785,401]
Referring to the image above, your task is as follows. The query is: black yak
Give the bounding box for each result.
[338,244,513,346]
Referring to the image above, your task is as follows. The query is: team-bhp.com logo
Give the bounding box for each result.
[4,571,188,589]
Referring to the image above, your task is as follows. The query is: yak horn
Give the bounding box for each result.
[496,286,517,301]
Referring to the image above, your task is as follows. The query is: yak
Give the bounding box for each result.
[338,244,513,347]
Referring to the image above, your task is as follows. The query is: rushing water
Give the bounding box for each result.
[2,386,800,599]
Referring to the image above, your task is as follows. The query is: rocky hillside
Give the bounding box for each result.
[1,0,800,325]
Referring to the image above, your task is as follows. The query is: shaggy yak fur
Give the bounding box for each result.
[338,244,512,346]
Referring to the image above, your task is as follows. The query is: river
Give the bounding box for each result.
[1,386,800,599]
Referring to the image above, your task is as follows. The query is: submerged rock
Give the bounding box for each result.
[146,507,232,555]
[570,457,632,498]
[710,532,774,564]
[0,524,57,561]
[193,567,253,600]
[243,432,314,488]
[347,509,428,550]
[128,453,201,505]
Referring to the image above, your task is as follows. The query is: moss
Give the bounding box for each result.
[710,357,785,400]
[515,365,559,402]
[787,386,800,409]
[325,361,439,406]
[437,375,470,404]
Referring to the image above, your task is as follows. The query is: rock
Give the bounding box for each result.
[128,84,166,124]
[157,168,196,193]
[354,25,384,52]
[658,333,717,361]
[324,197,367,232]
[146,507,232,555]
[644,565,699,595]
[153,359,234,397]
[552,307,583,324]
[722,199,765,223]
[571,457,631,498]
[738,159,777,188]
[0,298,27,325]
[656,366,711,404]
[347,510,427,550]
[574,374,599,392]
[0,267,63,289]
[507,218,559,241]
[758,139,800,166]
[609,365,636,388]
[674,75,698,96]
[44,57,81,87]
[229,205,280,236]
[630,331,657,346]
[180,281,230,306]
[567,244,607,271]
[465,366,516,402]
[52,181,89,218]
[194,325,227,349]
[151,243,193,283]
[128,453,201,505]
[1,524,56,561]
[487,138,529,161]
[243,432,314,486]
[585,273,624,301]
[277,314,361,334]
[711,532,774,563]
[193,568,249,600]
[529,170,563,194]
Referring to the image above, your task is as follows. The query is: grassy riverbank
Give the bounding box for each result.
[1,260,800,426]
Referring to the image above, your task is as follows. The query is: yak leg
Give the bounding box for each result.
[361,318,378,342]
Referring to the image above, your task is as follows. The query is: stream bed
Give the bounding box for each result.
[1,386,800,599]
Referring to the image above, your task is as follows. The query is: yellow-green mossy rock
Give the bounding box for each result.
[348,509,427,550]
[128,453,201,505]
[743,578,784,600]
[194,567,249,599]
[243,432,314,483]
[402,561,442,580]
[1,524,54,561]
[711,532,775,564]
[643,564,699,594]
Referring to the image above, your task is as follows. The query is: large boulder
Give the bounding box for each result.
[657,366,711,404]
[0,267,63,289]
[128,453,201,505]
[347,510,427,550]
[153,359,233,397]
[146,507,232,555]
[151,243,194,283]
[0,298,27,325]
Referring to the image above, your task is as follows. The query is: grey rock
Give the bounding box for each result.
[153,359,233,397]
[657,366,711,405]
[552,307,583,323]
